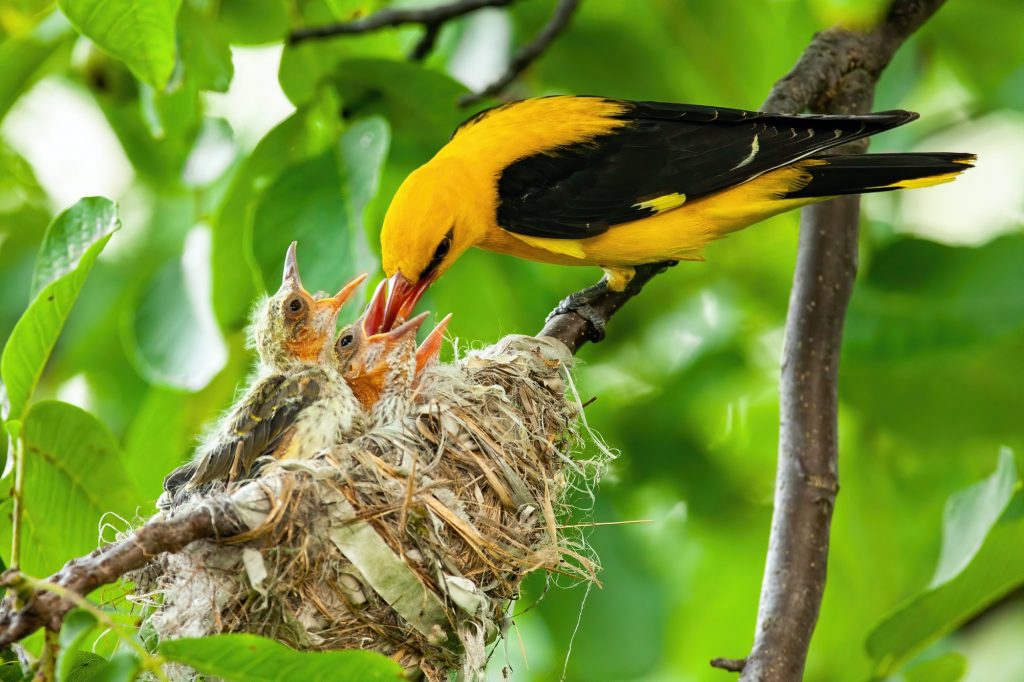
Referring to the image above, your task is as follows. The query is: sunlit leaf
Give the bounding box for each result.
[127,228,227,392]
[63,652,108,682]
[867,493,1024,677]
[30,197,119,300]
[159,633,403,681]
[931,448,1017,587]
[1,197,119,423]
[0,401,142,576]
[58,0,183,88]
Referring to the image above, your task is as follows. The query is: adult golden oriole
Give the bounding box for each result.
[376,96,974,334]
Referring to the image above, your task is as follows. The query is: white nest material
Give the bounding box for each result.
[130,335,611,680]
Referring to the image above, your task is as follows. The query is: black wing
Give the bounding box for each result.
[162,371,322,497]
[495,100,917,238]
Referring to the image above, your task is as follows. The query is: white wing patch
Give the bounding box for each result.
[732,133,760,170]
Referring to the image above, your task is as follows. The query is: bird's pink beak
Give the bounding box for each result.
[377,271,436,334]
[357,279,430,345]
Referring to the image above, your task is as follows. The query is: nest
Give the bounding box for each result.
[130,335,610,680]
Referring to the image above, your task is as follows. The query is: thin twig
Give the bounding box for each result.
[289,0,515,45]
[710,657,747,673]
[409,22,443,62]
[460,0,581,107]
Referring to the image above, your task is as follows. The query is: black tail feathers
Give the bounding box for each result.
[786,152,975,199]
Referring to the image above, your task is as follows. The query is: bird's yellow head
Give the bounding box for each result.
[253,242,365,369]
[378,161,478,331]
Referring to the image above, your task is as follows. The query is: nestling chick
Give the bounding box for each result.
[339,279,451,426]
[161,243,366,504]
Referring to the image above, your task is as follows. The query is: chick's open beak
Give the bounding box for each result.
[367,311,429,349]
[379,271,436,334]
[415,313,451,375]
[282,241,304,290]
[321,272,368,312]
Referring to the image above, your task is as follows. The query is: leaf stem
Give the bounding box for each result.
[11,435,25,571]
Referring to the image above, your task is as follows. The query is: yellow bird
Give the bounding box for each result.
[377,96,974,335]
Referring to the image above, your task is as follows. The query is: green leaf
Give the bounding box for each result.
[338,116,391,273]
[126,229,228,392]
[58,0,183,88]
[902,653,967,682]
[30,197,119,300]
[159,634,403,681]
[331,59,467,141]
[0,11,74,124]
[211,96,341,328]
[86,653,140,682]
[845,235,1024,359]
[1,197,119,423]
[177,3,234,93]
[931,448,1017,587]
[279,3,405,107]
[0,401,142,576]
[121,387,191,500]
[64,652,108,682]
[248,118,389,300]
[57,609,98,681]
[0,662,26,682]
[867,493,1024,677]
[217,0,288,45]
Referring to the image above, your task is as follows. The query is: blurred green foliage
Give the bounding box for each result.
[0,0,1022,680]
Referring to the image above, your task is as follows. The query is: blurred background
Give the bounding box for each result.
[1,0,1022,680]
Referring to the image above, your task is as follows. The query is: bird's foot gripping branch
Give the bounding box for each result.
[0,336,609,681]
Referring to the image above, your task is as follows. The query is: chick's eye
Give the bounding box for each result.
[285,296,306,316]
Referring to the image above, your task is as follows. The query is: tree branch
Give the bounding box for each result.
[0,502,243,647]
[289,0,515,45]
[538,1,947,678]
[459,0,581,107]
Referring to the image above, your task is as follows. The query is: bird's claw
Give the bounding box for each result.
[548,286,609,342]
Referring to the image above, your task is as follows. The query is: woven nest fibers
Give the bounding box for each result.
[129,335,611,681]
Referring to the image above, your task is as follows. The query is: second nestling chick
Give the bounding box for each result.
[336,278,451,427]
[161,243,366,504]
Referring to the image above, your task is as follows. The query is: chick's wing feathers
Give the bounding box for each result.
[495,100,917,238]
[165,371,323,493]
